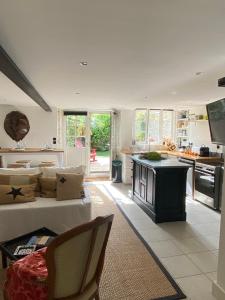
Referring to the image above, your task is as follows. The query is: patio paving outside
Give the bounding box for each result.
[90,151,110,173]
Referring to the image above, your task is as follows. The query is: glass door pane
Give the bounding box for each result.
[65,114,88,171]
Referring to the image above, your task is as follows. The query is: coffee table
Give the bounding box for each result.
[0,227,57,268]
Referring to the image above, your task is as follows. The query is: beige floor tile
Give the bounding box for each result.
[158,222,197,239]
[148,240,183,258]
[176,274,216,300]
[130,217,158,231]
[206,272,217,282]
[160,255,201,278]
[140,227,172,242]
[198,234,220,251]
[188,251,218,273]
[173,237,209,254]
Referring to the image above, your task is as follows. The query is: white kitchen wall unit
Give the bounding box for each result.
[176,110,190,148]
[121,153,133,184]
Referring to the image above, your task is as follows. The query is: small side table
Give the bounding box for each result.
[0,227,57,268]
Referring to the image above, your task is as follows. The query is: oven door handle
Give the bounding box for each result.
[195,169,215,176]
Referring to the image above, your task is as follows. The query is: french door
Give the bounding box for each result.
[64,111,113,177]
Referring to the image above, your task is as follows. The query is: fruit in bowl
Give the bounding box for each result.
[139,152,164,161]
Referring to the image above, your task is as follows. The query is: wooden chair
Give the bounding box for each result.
[4,215,114,300]
[90,149,97,162]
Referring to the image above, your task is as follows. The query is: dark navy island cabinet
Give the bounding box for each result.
[132,156,190,223]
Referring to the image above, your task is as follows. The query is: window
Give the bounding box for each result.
[148,110,161,144]
[162,110,173,141]
[134,109,147,143]
[65,115,86,148]
[134,109,174,144]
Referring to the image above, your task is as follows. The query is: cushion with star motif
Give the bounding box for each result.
[0,173,42,196]
[39,177,56,198]
[0,184,36,204]
[56,173,84,201]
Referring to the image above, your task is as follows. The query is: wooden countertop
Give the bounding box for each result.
[121,149,222,161]
[0,148,64,153]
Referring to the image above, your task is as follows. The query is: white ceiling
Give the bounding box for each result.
[1,0,225,110]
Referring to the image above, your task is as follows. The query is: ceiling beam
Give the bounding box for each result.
[0,45,52,112]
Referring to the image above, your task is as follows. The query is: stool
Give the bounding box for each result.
[39,162,55,167]
[7,163,28,168]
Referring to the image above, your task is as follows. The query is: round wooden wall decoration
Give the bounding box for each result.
[4,111,30,142]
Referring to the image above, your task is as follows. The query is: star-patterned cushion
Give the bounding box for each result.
[0,174,42,197]
[56,173,84,201]
[39,177,57,198]
[0,184,36,204]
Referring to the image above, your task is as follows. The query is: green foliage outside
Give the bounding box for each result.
[66,114,111,151]
[96,150,110,157]
[91,114,111,151]
[66,115,86,147]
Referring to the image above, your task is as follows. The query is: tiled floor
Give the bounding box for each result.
[101,182,221,300]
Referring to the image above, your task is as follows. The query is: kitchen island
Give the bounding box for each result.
[132,155,190,223]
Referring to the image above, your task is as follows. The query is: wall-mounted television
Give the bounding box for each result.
[206,98,225,145]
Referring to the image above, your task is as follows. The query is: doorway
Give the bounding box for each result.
[64,112,88,169]
[64,111,112,176]
[89,112,111,174]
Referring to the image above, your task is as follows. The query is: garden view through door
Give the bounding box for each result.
[65,111,111,175]
[64,112,88,170]
[90,112,111,174]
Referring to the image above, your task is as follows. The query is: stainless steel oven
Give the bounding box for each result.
[194,162,223,210]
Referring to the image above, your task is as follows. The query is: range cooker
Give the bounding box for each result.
[194,161,224,210]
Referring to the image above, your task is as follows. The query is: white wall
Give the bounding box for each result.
[0,105,58,164]
[189,106,223,153]
[212,149,225,299]
[118,109,133,151]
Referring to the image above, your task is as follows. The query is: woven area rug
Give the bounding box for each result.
[89,184,186,300]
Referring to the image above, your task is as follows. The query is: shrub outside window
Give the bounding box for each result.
[134,109,174,145]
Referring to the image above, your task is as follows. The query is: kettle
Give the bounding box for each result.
[200,145,210,157]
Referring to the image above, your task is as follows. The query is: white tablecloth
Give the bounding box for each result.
[0,197,91,241]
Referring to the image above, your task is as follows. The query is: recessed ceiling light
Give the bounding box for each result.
[80,61,88,66]
[195,71,203,76]
[171,91,177,95]
[75,92,80,95]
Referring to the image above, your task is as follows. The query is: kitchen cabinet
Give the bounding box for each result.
[121,154,133,184]
[132,156,190,223]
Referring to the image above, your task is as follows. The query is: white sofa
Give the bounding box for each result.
[0,166,90,241]
[0,196,91,242]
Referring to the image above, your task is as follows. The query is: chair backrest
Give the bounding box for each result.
[45,214,114,299]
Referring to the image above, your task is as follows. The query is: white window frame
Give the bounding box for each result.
[133,109,175,145]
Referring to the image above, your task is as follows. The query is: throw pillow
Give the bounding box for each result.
[39,177,57,198]
[56,173,84,200]
[41,165,85,177]
[0,174,42,196]
[0,168,40,175]
[0,184,36,204]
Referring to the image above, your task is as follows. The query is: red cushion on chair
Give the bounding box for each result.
[4,248,48,300]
